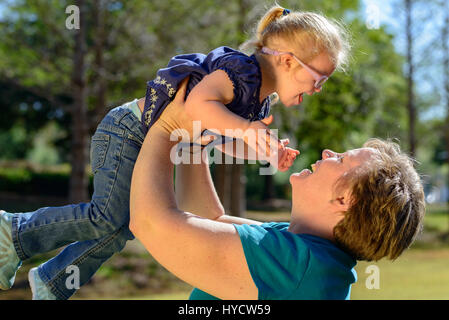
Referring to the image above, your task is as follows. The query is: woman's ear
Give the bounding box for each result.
[331,194,351,213]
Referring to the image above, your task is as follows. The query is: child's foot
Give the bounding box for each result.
[28,267,57,300]
[0,210,22,290]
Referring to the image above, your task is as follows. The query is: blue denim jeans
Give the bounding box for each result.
[11,100,144,299]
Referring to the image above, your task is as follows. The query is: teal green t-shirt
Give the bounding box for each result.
[189,222,357,300]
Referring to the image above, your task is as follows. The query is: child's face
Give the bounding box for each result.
[277,52,336,107]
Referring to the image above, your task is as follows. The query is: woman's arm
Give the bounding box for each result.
[175,159,263,225]
[130,125,258,300]
[174,159,224,220]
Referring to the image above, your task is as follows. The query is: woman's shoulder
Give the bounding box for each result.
[234,222,298,248]
[234,223,356,299]
[235,222,289,235]
[235,222,353,260]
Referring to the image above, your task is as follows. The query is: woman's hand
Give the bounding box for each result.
[152,76,202,143]
[242,115,282,160]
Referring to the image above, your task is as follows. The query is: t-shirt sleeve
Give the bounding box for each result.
[212,52,261,118]
[233,223,311,300]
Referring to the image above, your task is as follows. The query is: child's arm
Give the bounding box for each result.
[185,70,280,157]
[210,112,299,171]
[214,137,299,172]
[185,70,246,131]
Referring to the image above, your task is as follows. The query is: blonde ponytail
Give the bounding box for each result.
[255,6,285,47]
[240,5,351,72]
[240,5,286,53]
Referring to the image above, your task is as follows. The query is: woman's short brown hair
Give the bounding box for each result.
[333,138,426,261]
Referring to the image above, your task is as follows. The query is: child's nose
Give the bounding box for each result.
[307,87,321,96]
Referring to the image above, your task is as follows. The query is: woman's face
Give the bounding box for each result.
[289,147,378,214]
[276,52,336,107]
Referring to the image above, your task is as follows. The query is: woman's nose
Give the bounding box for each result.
[322,149,335,159]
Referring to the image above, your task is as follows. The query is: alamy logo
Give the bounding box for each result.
[65,5,80,30]
[168,121,279,175]
[65,265,80,290]
[365,265,380,289]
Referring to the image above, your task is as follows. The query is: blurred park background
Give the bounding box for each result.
[0,0,448,299]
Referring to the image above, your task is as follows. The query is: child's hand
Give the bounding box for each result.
[243,115,281,158]
[276,139,300,172]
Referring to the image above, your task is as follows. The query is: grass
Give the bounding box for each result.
[1,201,448,300]
[422,204,449,233]
[351,248,449,299]
[125,246,449,301]
[117,291,192,300]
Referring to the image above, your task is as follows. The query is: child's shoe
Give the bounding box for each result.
[28,267,57,300]
[0,210,22,290]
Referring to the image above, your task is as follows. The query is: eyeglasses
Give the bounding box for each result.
[261,47,328,89]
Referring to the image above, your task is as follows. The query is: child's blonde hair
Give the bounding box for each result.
[240,4,351,72]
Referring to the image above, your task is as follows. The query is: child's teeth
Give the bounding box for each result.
[311,164,316,172]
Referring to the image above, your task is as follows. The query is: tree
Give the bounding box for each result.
[91,0,108,128]
[441,0,449,207]
[0,0,178,200]
[0,0,421,210]
[212,0,256,217]
[405,0,417,157]
[68,0,89,203]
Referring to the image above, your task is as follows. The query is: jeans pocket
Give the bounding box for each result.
[91,133,110,173]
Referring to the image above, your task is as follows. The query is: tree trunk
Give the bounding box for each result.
[405,0,417,157]
[212,0,250,217]
[230,164,246,217]
[69,0,89,203]
[214,161,231,213]
[226,0,249,217]
[92,0,107,131]
[442,1,449,210]
[263,174,275,200]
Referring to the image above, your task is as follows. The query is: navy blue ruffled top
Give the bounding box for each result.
[141,46,271,136]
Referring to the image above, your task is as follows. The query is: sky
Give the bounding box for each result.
[360,0,447,120]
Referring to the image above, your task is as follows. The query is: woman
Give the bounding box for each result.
[130,100,425,299]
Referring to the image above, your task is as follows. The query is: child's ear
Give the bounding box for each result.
[279,54,293,70]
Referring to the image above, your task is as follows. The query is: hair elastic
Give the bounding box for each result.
[282,9,291,16]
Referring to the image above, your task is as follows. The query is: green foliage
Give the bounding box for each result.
[0,125,28,159]
[0,0,444,200]
[0,165,93,197]
[0,167,68,196]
